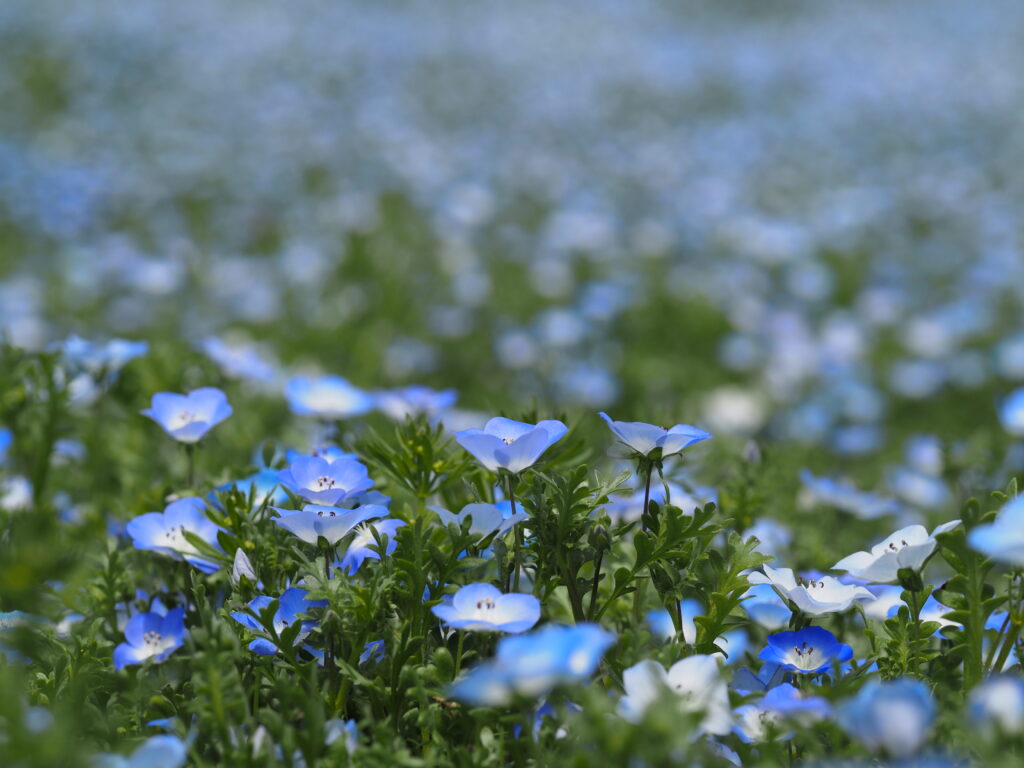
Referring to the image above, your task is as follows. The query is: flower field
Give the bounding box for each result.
[4,1,1024,766]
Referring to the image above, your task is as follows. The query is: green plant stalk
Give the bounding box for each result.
[964,558,986,690]
[507,473,522,592]
[587,549,604,620]
[454,630,465,678]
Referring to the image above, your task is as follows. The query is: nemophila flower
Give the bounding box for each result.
[92,734,187,768]
[887,467,951,510]
[748,566,873,616]
[619,656,732,735]
[285,375,374,419]
[231,549,257,587]
[454,417,568,473]
[886,595,960,631]
[270,504,388,546]
[141,388,232,443]
[199,336,276,382]
[742,584,791,630]
[743,518,793,559]
[860,585,906,621]
[1,475,32,511]
[216,468,288,507]
[837,678,935,758]
[799,469,902,520]
[449,623,614,705]
[832,520,961,583]
[968,496,1024,565]
[599,481,716,522]
[759,626,853,674]
[57,336,148,380]
[375,385,457,421]
[432,583,540,633]
[0,427,11,463]
[431,501,526,538]
[731,662,787,695]
[969,676,1024,736]
[598,412,711,458]
[646,599,748,663]
[733,684,831,743]
[113,606,186,670]
[231,588,327,656]
[360,640,385,665]
[337,518,405,574]
[999,388,1024,436]
[126,497,226,573]
[277,455,373,505]
[285,445,358,465]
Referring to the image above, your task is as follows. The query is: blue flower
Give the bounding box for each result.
[231,588,327,656]
[285,375,374,419]
[141,388,232,443]
[199,336,276,382]
[454,417,568,474]
[598,412,711,458]
[0,427,11,464]
[270,504,388,546]
[646,599,748,664]
[215,467,289,507]
[432,583,540,633]
[91,734,187,768]
[431,501,526,538]
[742,585,792,630]
[733,683,831,743]
[126,498,226,573]
[619,656,732,734]
[999,387,1024,436]
[57,335,148,376]
[277,455,373,505]
[969,676,1024,736]
[837,678,935,758]
[113,605,186,670]
[449,623,614,705]
[968,495,1024,566]
[759,626,853,674]
[337,518,405,574]
[374,386,457,421]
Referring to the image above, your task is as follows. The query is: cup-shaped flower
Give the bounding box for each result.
[375,386,457,421]
[837,678,935,758]
[598,412,711,458]
[270,504,388,547]
[141,387,232,443]
[92,734,188,768]
[126,497,226,573]
[759,626,853,674]
[999,388,1024,436]
[432,583,540,633]
[285,375,374,419]
[832,520,960,583]
[969,676,1024,736]
[448,623,614,705]
[113,606,186,670]
[337,518,405,574]
[454,417,568,474]
[748,566,874,616]
[231,587,327,655]
[619,655,732,735]
[968,496,1024,565]
[277,455,373,505]
[431,501,526,539]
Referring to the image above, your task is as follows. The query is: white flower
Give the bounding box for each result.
[748,566,873,616]
[832,520,960,583]
[619,656,732,735]
[231,549,257,586]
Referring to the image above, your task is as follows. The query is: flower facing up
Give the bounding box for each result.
[126,497,226,573]
[999,388,1024,436]
[832,520,960,583]
[618,655,732,735]
[748,566,874,616]
[277,454,373,505]
[337,518,405,574]
[598,412,712,459]
[431,501,526,539]
[141,388,232,443]
[91,734,188,768]
[375,386,457,421]
[113,605,186,670]
[432,583,540,633]
[284,375,374,420]
[837,678,935,758]
[449,623,615,706]
[968,496,1024,566]
[270,504,388,547]
[969,676,1024,737]
[231,587,327,656]
[733,683,831,743]
[758,626,853,674]
[454,417,568,474]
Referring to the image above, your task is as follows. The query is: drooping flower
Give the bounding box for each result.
[431,501,526,538]
[337,518,405,574]
[91,734,188,768]
[284,375,374,420]
[598,412,711,458]
[113,605,186,670]
[832,520,960,583]
[758,626,853,674]
[126,497,226,573]
[374,386,457,421]
[999,388,1024,436]
[969,676,1024,736]
[748,566,874,616]
[454,417,568,473]
[618,656,732,735]
[141,388,232,443]
[432,583,540,634]
[231,588,327,656]
[276,455,373,505]
[968,496,1024,565]
[837,678,935,758]
[270,504,388,546]
[448,623,614,706]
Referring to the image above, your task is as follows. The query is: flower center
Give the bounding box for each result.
[501,437,515,445]
[475,599,496,611]
[316,509,337,518]
[315,475,336,489]
[143,630,163,648]
[887,539,910,552]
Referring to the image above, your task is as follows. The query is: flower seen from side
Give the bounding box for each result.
[454,417,568,473]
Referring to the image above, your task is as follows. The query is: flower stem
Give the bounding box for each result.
[454,630,465,678]
[587,549,604,620]
[507,474,522,592]
[642,461,653,522]
[185,443,196,488]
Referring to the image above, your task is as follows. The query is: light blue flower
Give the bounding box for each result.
[215,467,288,507]
[969,676,1024,736]
[968,496,1024,565]
[337,518,405,574]
[270,504,388,546]
[619,655,732,734]
[231,587,327,656]
[598,412,711,458]
[733,683,831,743]
[454,417,568,473]
[199,336,276,382]
[141,388,232,443]
[449,623,614,705]
[748,566,874,616]
[0,427,11,464]
[57,335,148,376]
[431,501,526,538]
[91,734,187,768]
[277,455,373,505]
[837,678,935,758]
[832,520,960,583]
[759,626,853,674]
[126,497,226,573]
[113,605,186,670]
[799,469,902,520]
[285,375,374,419]
[432,583,540,633]
[374,386,457,421]
[999,388,1024,436]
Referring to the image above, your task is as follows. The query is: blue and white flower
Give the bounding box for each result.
[231,588,327,656]
[285,375,374,420]
[337,518,405,574]
[832,520,960,583]
[758,626,853,674]
[277,455,373,506]
[999,388,1024,436]
[126,498,226,573]
[598,412,711,458]
[431,501,526,538]
[969,676,1024,736]
[91,734,188,768]
[270,504,388,547]
[968,496,1024,565]
[837,678,935,758]
[113,605,186,670]
[141,388,233,443]
[742,584,791,630]
[646,599,748,663]
[748,566,874,616]
[733,683,830,743]
[619,655,732,735]
[455,417,568,474]
[375,386,457,421]
[432,583,540,633]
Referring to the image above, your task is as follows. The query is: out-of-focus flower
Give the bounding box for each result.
[113,605,186,670]
[284,375,374,419]
[758,626,853,674]
[969,496,1024,565]
[141,388,232,443]
[431,501,526,538]
[748,566,873,616]
[999,388,1024,436]
[432,583,540,633]
[91,734,188,768]
[799,470,902,520]
[742,584,791,630]
[619,656,731,735]
[733,683,831,743]
[969,676,1024,736]
[199,336,276,382]
[277,455,373,506]
[832,520,960,583]
[646,599,747,663]
[374,386,457,421]
[598,412,711,459]
[0,427,12,464]
[126,498,226,573]
[455,417,568,473]
[837,678,935,758]
[337,519,404,574]
[231,588,327,656]
[269,504,388,546]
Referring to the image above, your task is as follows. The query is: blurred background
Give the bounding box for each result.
[2,0,1024,462]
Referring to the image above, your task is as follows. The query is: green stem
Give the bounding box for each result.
[454,631,465,678]
[507,474,522,592]
[587,549,604,620]
[641,462,653,523]
[994,620,1022,675]
[185,443,196,489]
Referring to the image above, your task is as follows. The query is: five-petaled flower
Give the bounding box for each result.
[126,497,226,573]
[270,504,388,546]
[231,587,327,656]
[141,387,232,443]
[758,626,853,674]
[748,566,874,616]
[285,375,375,420]
[277,454,374,506]
[454,417,568,474]
[598,412,712,459]
[113,605,186,670]
[832,520,960,583]
[432,583,540,633]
